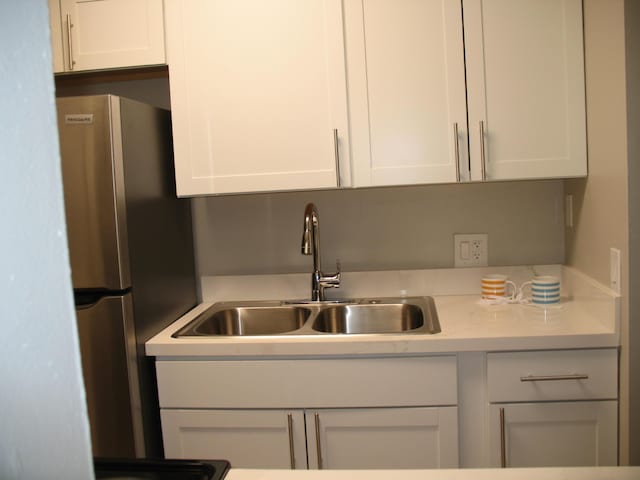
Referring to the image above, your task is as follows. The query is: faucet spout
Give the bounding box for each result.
[301,203,340,301]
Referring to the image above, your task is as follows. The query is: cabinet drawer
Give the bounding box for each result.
[487,349,617,402]
[157,355,457,409]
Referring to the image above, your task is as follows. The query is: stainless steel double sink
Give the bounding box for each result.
[173,297,440,337]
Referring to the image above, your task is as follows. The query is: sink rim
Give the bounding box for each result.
[172,296,441,338]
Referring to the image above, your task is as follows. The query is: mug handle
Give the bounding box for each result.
[505,280,517,300]
[519,281,532,300]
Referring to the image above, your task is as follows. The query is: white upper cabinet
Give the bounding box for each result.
[165,0,351,196]
[49,0,165,73]
[344,0,587,187]
[344,0,468,186]
[161,0,587,195]
[464,0,587,180]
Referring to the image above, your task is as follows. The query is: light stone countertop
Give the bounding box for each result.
[224,467,640,480]
[146,266,619,358]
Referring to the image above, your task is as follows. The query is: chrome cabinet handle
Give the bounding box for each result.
[453,122,461,182]
[499,407,506,468]
[66,14,75,71]
[287,413,296,469]
[314,413,323,469]
[479,121,486,180]
[520,374,589,382]
[333,129,341,187]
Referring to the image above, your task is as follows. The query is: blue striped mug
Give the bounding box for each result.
[520,275,561,305]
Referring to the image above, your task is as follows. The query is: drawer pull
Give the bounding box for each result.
[520,374,589,382]
[287,413,295,469]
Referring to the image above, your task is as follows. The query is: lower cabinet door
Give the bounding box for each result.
[489,401,618,467]
[305,406,459,469]
[161,409,307,469]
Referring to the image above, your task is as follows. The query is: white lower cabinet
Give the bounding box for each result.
[156,349,619,469]
[488,401,618,467]
[156,355,459,469]
[161,409,307,469]
[486,349,619,467]
[307,407,458,469]
[162,406,458,469]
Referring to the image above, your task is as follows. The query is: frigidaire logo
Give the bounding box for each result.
[65,114,94,125]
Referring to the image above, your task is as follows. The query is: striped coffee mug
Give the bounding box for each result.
[520,275,561,305]
[481,274,517,299]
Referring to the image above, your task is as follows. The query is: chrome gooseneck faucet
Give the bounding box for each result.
[301,203,340,301]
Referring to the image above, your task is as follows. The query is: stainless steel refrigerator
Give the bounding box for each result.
[56,95,197,458]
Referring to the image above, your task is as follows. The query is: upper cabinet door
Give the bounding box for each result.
[56,0,165,72]
[344,0,468,186]
[464,0,587,181]
[49,0,65,72]
[166,0,350,196]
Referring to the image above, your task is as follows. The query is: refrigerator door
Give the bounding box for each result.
[76,292,144,458]
[57,95,130,290]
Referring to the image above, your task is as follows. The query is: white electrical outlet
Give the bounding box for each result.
[454,234,488,267]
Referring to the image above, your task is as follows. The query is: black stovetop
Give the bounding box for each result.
[94,458,230,480]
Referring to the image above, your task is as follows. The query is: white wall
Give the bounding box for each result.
[0,2,93,478]
[564,0,633,464]
[193,180,565,276]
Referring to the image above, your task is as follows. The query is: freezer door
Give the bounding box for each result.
[57,95,130,290]
[76,293,144,458]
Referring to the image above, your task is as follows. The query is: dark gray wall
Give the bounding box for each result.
[193,180,565,276]
[625,0,640,465]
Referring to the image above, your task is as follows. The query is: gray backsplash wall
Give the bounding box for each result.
[193,179,565,275]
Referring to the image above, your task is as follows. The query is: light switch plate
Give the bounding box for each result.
[565,194,574,228]
[454,234,488,267]
[610,247,621,294]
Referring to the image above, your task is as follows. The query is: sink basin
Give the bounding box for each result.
[311,300,440,334]
[173,305,311,336]
[172,297,440,337]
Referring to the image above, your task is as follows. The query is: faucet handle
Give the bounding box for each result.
[329,259,341,281]
[321,260,341,289]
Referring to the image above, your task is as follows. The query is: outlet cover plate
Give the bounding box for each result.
[454,234,488,267]
[610,247,621,294]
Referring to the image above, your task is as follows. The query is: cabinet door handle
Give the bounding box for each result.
[314,413,323,469]
[333,129,341,188]
[499,407,506,468]
[520,374,589,382]
[287,413,296,469]
[453,123,461,182]
[479,121,486,180]
[66,14,75,71]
